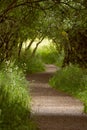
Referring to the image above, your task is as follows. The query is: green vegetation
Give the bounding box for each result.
[0,0,87,127]
[16,50,45,74]
[37,44,58,64]
[50,65,87,113]
[0,0,87,67]
[0,61,37,130]
[37,44,64,66]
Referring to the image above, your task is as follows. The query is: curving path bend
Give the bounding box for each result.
[27,64,87,130]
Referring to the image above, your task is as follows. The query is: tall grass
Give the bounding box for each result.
[49,64,87,113]
[0,61,37,130]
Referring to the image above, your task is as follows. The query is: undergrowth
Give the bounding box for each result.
[17,50,45,73]
[49,64,87,113]
[0,61,37,130]
[37,44,61,65]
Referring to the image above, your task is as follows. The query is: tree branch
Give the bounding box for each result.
[60,1,81,10]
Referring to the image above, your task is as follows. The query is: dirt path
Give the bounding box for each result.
[27,64,87,130]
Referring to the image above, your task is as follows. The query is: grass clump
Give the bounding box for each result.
[0,61,37,130]
[49,64,87,113]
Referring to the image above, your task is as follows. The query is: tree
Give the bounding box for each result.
[0,0,48,61]
[0,0,87,68]
[40,0,87,67]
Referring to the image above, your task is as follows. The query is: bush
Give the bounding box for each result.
[37,44,64,66]
[49,64,87,113]
[37,44,59,64]
[0,61,36,130]
[17,50,45,73]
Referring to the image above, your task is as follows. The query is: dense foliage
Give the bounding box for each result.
[36,43,64,66]
[0,0,87,67]
[17,50,45,73]
[50,65,87,112]
[0,61,37,130]
[43,0,87,67]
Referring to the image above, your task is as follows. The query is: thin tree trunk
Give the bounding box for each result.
[18,42,23,58]
[31,36,44,57]
[25,38,36,51]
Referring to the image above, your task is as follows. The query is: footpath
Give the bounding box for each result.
[27,64,87,130]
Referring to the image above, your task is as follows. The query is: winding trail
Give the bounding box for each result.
[27,64,87,130]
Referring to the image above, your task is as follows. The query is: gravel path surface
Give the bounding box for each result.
[27,64,87,130]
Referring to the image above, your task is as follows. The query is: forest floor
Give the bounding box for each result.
[27,64,87,130]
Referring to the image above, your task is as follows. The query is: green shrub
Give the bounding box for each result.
[17,50,45,73]
[37,44,64,66]
[0,61,36,130]
[37,44,59,64]
[49,64,87,112]
[25,56,45,73]
[55,51,64,67]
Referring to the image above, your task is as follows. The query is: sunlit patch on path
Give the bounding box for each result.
[27,64,87,130]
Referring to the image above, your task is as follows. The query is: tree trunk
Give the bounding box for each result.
[31,37,44,57]
[25,38,35,51]
[18,42,23,58]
